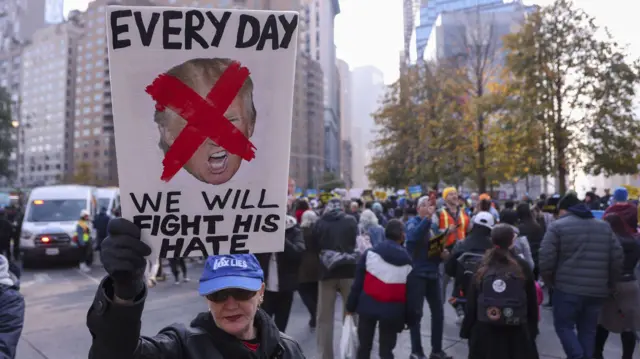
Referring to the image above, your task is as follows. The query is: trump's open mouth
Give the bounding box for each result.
[208,150,228,174]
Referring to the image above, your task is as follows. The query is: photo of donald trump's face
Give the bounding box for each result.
[154,58,256,185]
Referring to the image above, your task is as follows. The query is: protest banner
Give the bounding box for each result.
[107,6,298,258]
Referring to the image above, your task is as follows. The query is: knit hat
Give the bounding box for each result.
[543,194,561,213]
[442,187,457,199]
[613,187,628,202]
[479,193,491,201]
[558,192,581,210]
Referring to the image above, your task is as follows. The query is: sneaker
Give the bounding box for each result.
[429,352,452,359]
[174,280,180,285]
[79,263,91,272]
[455,315,464,325]
[410,354,427,359]
[147,278,157,288]
[183,277,191,282]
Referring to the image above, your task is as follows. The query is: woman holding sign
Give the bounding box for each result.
[87,218,305,359]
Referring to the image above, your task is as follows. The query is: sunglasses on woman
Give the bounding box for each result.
[206,289,258,303]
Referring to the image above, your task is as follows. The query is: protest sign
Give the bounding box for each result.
[107,6,298,258]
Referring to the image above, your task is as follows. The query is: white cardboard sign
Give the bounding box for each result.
[106,6,298,258]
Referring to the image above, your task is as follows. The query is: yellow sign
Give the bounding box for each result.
[623,185,639,200]
[374,191,387,201]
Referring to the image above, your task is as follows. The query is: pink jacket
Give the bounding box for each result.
[535,281,543,321]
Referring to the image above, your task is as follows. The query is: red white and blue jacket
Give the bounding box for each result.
[346,240,413,324]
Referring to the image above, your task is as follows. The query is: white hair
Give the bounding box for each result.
[300,210,318,228]
[417,196,430,207]
[359,209,379,228]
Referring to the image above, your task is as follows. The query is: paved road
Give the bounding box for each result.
[15,261,631,359]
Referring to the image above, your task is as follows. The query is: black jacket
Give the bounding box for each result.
[444,225,493,296]
[310,210,358,280]
[518,220,544,267]
[256,225,306,292]
[93,212,110,240]
[87,277,306,359]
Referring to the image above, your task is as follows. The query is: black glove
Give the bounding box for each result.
[100,218,152,300]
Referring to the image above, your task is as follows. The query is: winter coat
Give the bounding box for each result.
[310,210,358,280]
[346,240,412,331]
[93,212,110,240]
[256,225,306,292]
[538,206,624,298]
[518,220,545,268]
[460,256,539,359]
[405,216,440,278]
[87,277,305,359]
[0,284,24,359]
[298,226,320,283]
[444,225,493,297]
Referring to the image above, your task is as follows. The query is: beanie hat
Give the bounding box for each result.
[442,187,457,199]
[558,192,581,210]
[613,187,628,202]
[479,193,491,201]
[543,194,561,213]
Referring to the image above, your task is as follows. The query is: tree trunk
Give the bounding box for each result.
[477,114,487,193]
[554,86,567,195]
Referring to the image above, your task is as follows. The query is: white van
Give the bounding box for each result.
[20,185,97,264]
[95,187,120,216]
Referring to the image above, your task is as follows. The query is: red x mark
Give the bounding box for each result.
[145,61,256,182]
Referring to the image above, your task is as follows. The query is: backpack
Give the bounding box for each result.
[477,267,528,326]
[356,227,372,254]
[456,252,484,297]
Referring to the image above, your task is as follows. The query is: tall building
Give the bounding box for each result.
[336,58,352,187]
[301,0,340,175]
[0,0,47,185]
[74,0,153,186]
[415,0,502,62]
[45,0,65,24]
[18,17,83,186]
[351,66,384,189]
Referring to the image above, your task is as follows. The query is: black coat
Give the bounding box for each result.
[310,211,358,280]
[298,226,320,283]
[87,277,305,359]
[460,256,539,359]
[518,220,545,267]
[256,225,306,292]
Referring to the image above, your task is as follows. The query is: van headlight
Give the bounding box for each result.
[20,230,33,239]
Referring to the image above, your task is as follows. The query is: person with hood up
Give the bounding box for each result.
[0,254,24,359]
[93,207,110,251]
[256,215,305,333]
[594,212,640,359]
[445,211,495,324]
[499,209,535,270]
[539,192,623,359]
[371,202,388,227]
[310,198,358,359]
[346,219,413,359]
[359,209,385,247]
[88,218,305,359]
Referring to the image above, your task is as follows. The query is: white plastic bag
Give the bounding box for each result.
[339,315,358,359]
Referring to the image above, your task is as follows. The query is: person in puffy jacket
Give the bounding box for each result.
[87,218,305,359]
[346,219,412,359]
[0,254,24,359]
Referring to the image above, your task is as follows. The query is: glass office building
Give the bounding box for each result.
[415,0,503,62]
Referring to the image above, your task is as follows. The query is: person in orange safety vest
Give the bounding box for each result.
[431,187,469,303]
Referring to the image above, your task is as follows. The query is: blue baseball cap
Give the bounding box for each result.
[199,254,264,296]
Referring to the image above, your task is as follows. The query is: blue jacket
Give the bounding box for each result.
[405,216,441,277]
[0,285,25,359]
[346,240,413,327]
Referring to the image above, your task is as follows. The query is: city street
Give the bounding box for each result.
[15,261,630,359]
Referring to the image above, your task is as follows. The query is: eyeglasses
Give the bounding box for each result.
[206,289,258,303]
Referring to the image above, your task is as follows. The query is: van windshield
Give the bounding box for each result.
[97,198,111,211]
[27,199,87,222]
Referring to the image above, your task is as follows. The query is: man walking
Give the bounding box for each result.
[539,192,623,359]
[311,198,358,359]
